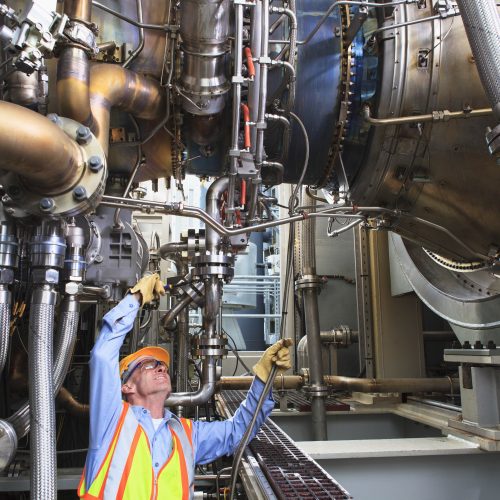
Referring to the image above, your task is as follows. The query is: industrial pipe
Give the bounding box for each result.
[28,285,58,500]
[56,386,89,417]
[161,293,194,329]
[217,375,459,394]
[0,101,84,194]
[0,286,11,377]
[300,190,327,441]
[206,176,229,253]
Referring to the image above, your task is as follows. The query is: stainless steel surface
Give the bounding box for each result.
[179,0,230,115]
[28,285,58,500]
[0,286,11,377]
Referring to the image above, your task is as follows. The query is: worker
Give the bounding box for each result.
[78,274,292,499]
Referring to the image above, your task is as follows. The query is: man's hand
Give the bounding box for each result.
[253,338,293,383]
[129,273,165,306]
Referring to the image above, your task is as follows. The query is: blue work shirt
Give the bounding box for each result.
[84,294,274,487]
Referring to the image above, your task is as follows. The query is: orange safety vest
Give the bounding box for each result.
[77,402,195,500]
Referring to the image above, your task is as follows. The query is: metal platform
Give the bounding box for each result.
[219,390,352,500]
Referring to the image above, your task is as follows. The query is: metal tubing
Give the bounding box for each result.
[166,357,217,407]
[159,242,188,261]
[28,285,58,500]
[456,0,500,119]
[123,0,145,69]
[217,375,459,393]
[0,101,84,194]
[227,2,244,224]
[363,104,493,126]
[323,375,459,393]
[206,176,229,253]
[162,294,194,328]
[0,286,11,376]
[249,1,262,152]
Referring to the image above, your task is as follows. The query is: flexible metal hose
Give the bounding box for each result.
[8,296,80,438]
[456,0,500,119]
[28,285,58,500]
[0,285,11,376]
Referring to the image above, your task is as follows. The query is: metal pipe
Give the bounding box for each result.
[166,356,217,407]
[122,0,145,69]
[159,242,188,261]
[206,177,229,253]
[218,375,304,391]
[323,375,459,393]
[56,386,89,417]
[227,1,244,225]
[0,101,84,194]
[249,0,262,152]
[162,294,194,328]
[92,1,167,30]
[363,104,493,126]
[217,375,459,394]
[28,285,58,500]
[300,191,327,440]
[456,0,500,120]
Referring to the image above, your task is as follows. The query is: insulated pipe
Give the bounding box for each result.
[456,0,500,120]
[28,285,58,500]
[0,101,84,194]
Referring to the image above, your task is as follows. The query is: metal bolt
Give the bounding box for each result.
[39,198,55,212]
[76,126,92,145]
[88,155,103,172]
[73,186,87,201]
[47,113,62,126]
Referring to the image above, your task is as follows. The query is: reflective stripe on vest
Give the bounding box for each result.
[78,403,195,499]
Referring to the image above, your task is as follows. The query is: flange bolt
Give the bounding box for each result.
[73,186,87,201]
[88,155,103,172]
[39,198,55,213]
[76,126,92,145]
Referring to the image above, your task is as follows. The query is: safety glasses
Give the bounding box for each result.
[122,358,168,383]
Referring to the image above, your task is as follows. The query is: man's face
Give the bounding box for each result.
[121,357,172,400]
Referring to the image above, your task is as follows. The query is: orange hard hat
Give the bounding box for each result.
[119,346,170,382]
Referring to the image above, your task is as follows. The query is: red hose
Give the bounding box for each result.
[244,47,255,78]
[241,179,247,207]
[241,103,251,149]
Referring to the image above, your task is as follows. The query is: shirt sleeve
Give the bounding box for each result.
[85,294,140,486]
[192,377,275,465]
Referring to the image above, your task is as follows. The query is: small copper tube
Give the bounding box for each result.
[0,101,84,194]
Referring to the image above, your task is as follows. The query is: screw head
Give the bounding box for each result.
[73,185,87,201]
[76,126,92,145]
[88,155,103,172]
[47,113,62,126]
[39,198,55,212]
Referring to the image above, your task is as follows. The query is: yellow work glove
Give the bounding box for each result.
[253,338,293,383]
[129,273,165,306]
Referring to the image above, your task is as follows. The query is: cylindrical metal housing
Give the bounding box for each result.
[0,222,18,270]
[30,222,66,270]
[64,224,87,281]
[180,0,230,115]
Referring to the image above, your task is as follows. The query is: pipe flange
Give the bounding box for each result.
[191,253,234,281]
[303,384,329,398]
[178,281,205,307]
[191,253,234,267]
[1,116,107,219]
[194,348,228,358]
[0,420,18,472]
[295,274,324,291]
[194,336,228,348]
[180,228,206,259]
[191,265,234,281]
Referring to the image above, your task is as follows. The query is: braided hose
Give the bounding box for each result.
[28,285,58,500]
[0,285,11,376]
[8,296,80,437]
[456,0,500,119]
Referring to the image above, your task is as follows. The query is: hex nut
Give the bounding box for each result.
[65,282,81,296]
[39,198,55,212]
[31,268,59,284]
[47,113,62,127]
[88,155,103,173]
[0,269,14,284]
[76,126,92,145]
[73,186,87,201]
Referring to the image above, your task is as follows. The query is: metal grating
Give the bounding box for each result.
[273,390,350,412]
[221,390,352,500]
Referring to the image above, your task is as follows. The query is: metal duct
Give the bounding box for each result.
[28,285,58,500]
[456,0,500,120]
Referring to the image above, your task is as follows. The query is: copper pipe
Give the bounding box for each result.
[323,375,459,394]
[89,64,165,155]
[56,387,89,417]
[217,375,304,391]
[0,101,84,194]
